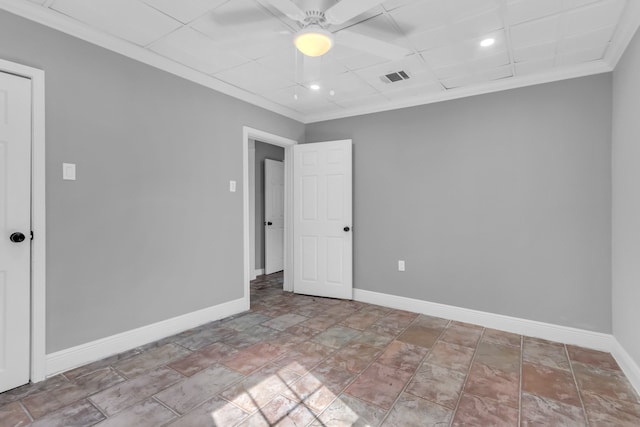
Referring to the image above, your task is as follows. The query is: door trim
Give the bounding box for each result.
[243,127,297,304]
[0,59,46,382]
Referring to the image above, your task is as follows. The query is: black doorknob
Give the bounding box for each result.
[267,222,273,226]
[344,226,350,232]
[10,232,26,243]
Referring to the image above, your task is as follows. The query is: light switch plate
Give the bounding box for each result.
[398,260,405,271]
[63,163,76,180]
[229,180,236,192]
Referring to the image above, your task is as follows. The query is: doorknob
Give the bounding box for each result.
[10,232,26,243]
[266,221,273,226]
[344,226,350,232]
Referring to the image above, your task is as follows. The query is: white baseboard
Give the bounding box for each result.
[46,297,247,377]
[354,288,640,394]
[353,289,614,352]
[254,269,264,276]
[611,339,640,396]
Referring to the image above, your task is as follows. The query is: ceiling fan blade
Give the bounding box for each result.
[324,0,383,25]
[335,30,411,60]
[263,0,307,22]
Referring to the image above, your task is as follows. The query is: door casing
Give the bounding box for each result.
[243,127,297,305]
[0,58,46,383]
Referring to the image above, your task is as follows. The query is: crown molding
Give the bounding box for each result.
[305,61,613,123]
[1,0,637,125]
[604,0,640,69]
[0,0,305,123]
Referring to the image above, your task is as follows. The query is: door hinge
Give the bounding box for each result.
[30,231,34,240]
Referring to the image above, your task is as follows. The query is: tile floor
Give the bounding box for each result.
[1,272,639,426]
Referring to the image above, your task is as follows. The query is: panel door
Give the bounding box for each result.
[264,159,284,275]
[0,71,32,392]
[293,140,352,299]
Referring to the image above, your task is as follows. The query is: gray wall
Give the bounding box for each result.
[613,29,640,366]
[254,141,284,270]
[306,75,612,333]
[0,11,305,353]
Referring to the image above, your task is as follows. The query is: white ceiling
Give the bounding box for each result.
[5,0,640,122]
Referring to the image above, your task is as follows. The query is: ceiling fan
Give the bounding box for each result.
[262,0,410,59]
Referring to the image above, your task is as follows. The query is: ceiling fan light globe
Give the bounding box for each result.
[294,28,334,57]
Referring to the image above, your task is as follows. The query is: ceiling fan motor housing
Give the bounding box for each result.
[302,10,328,28]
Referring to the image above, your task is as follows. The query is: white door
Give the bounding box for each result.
[293,140,352,299]
[264,159,284,275]
[0,71,32,392]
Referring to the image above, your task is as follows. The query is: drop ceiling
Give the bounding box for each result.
[4,0,640,123]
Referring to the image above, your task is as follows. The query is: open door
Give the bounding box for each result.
[0,71,32,392]
[264,159,284,275]
[293,140,352,299]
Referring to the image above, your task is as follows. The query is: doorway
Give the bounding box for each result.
[243,127,297,308]
[251,142,285,277]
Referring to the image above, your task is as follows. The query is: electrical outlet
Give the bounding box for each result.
[229,180,236,192]
[398,260,405,271]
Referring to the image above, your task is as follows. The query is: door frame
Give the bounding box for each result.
[243,127,297,306]
[0,58,46,382]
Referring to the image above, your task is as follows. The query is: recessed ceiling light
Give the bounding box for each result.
[480,38,495,47]
[310,84,321,91]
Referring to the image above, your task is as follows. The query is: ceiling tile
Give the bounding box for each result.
[421,30,507,68]
[558,26,615,53]
[256,49,349,86]
[214,61,294,94]
[564,0,625,36]
[149,27,249,74]
[506,0,562,25]
[51,0,182,46]
[557,45,607,65]
[298,57,350,85]
[332,93,390,109]
[264,85,336,110]
[514,58,556,76]
[562,0,603,9]
[260,84,299,105]
[297,103,344,116]
[432,50,510,79]
[141,0,228,24]
[513,42,556,62]
[328,43,391,71]
[441,64,512,89]
[389,0,452,34]
[382,0,422,12]
[213,30,294,60]
[404,25,451,52]
[450,8,504,41]
[431,63,468,79]
[510,15,561,49]
[447,0,502,22]
[313,71,378,101]
[191,0,288,42]
[382,82,444,99]
[342,13,404,41]
[256,47,300,77]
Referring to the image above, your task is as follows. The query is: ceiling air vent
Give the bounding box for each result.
[380,70,410,83]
